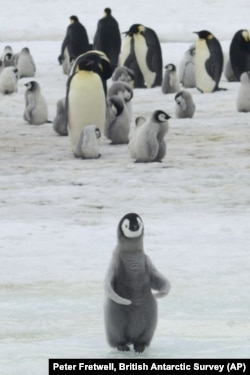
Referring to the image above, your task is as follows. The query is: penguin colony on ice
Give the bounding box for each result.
[1,8,250,353]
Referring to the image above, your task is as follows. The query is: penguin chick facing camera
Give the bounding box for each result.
[161,63,180,94]
[194,30,224,93]
[128,110,170,163]
[74,125,101,159]
[236,71,250,112]
[23,81,50,125]
[104,212,171,353]
[175,90,196,118]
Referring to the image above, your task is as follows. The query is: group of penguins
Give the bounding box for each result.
[1,8,250,163]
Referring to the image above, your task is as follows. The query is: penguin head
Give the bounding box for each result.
[21,47,30,54]
[107,95,124,116]
[241,30,250,51]
[165,63,176,72]
[193,30,214,40]
[175,91,184,104]
[104,7,111,16]
[118,213,144,240]
[25,81,39,91]
[95,127,101,139]
[153,110,171,122]
[125,24,145,37]
[70,15,78,23]
[73,51,112,80]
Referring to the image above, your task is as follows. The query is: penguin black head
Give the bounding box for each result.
[104,7,111,15]
[70,15,79,23]
[193,30,213,40]
[118,213,144,239]
[107,95,124,116]
[153,110,171,122]
[95,127,101,139]
[175,91,184,101]
[24,81,39,91]
[125,24,145,37]
[75,51,112,80]
[165,63,176,71]
[4,53,13,61]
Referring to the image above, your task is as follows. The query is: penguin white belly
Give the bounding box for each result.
[134,34,156,88]
[119,36,131,66]
[195,40,215,93]
[68,71,106,153]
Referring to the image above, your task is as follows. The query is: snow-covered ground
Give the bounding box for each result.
[0,1,250,374]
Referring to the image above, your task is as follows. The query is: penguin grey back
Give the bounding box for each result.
[175,90,196,118]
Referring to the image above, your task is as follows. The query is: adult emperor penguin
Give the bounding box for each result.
[23,81,50,125]
[16,47,36,78]
[65,50,112,157]
[175,90,196,118]
[104,212,171,353]
[112,66,135,88]
[236,71,250,112]
[194,30,224,93]
[229,29,250,81]
[74,125,101,159]
[119,24,162,88]
[108,81,133,120]
[161,63,180,94]
[105,95,131,144]
[179,43,196,88]
[53,98,68,136]
[0,66,18,94]
[93,8,121,72]
[128,110,170,163]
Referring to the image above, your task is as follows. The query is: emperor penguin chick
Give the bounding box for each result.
[74,125,101,159]
[128,110,170,162]
[53,98,68,136]
[111,66,135,88]
[179,44,196,88]
[0,45,15,67]
[108,81,133,120]
[105,95,131,144]
[175,90,196,118]
[17,47,36,78]
[23,81,49,125]
[0,66,18,94]
[236,71,250,112]
[104,212,171,353]
[162,63,180,94]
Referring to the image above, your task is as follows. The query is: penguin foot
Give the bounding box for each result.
[117,345,130,352]
[134,344,146,353]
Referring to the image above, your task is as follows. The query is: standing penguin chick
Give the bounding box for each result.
[0,67,18,94]
[179,44,196,88]
[93,8,121,71]
[16,47,36,78]
[120,24,162,88]
[112,66,135,88]
[74,125,101,159]
[108,81,133,120]
[53,97,68,136]
[104,213,171,353]
[23,81,49,125]
[105,95,131,144]
[128,110,170,163]
[0,45,15,67]
[194,30,224,93]
[229,29,250,81]
[236,71,250,112]
[161,63,180,94]
[175,90,196,118]
[66,51,112,156]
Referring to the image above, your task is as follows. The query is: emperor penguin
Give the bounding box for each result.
[74,125,101,159]
[174,90,196,118]
[53,97,68,136]
[23,81,50,125]
[104,212,171,353]
[179,43,196,88]
[229,29,250,81]
[119,24,162,88]
[194,30,224,93]
[105,95,131,144]
[93,8,121,71]
[0,45,15,67]
[0,66,18,94]
[16,47,36,78]
[161,63,180,94]
[112,66,135,88]
[128,110,170,163]
[108,81,133,120]
[65,51,112,157]
[236,71,250,112]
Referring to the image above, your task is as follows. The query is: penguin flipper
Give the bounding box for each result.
[104,260,132,305]
[146,256,171,297]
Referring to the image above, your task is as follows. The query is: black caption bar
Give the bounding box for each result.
[49,359,249,374]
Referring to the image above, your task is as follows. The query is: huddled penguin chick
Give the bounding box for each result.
[16,47,36,78]
[53,98,68,136]
[0,45,15,67]
[108,81,133,120]
[104,212,171,353]
[175,90,196,118]
[161,64,180,94]
[112,66,135,88]
[179,44,196,88]
[0,66,18,94]
[224,56,237,82]
[105,95,131,144]
[74,125,101,159]
[236,71,250,112]
[23,81,50,125]
[194,30,224,93]
[128,110,170,163]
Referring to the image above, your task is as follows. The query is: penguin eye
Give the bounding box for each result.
[158,113,166,122]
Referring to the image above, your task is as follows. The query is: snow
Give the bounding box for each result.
[0,1,250,373]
